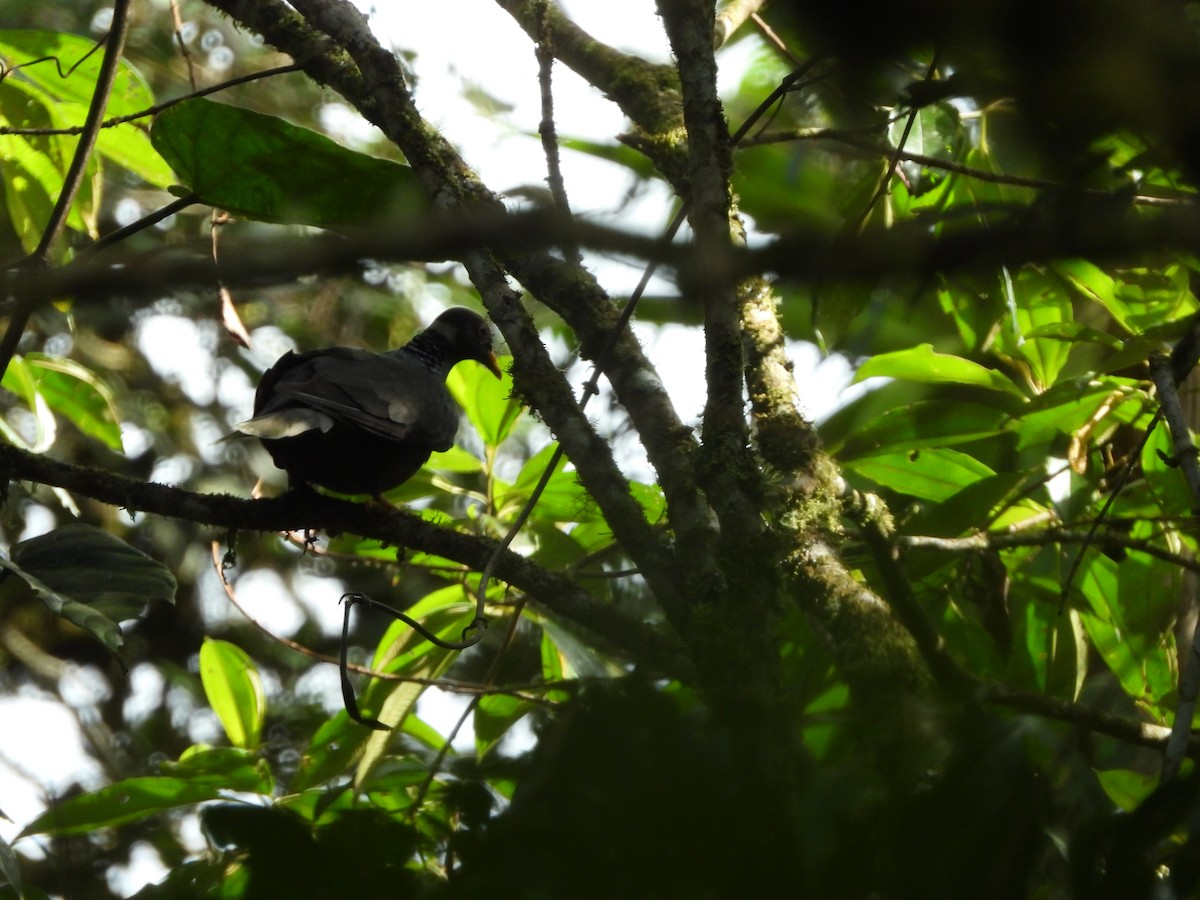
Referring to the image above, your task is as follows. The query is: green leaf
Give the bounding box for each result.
[475,693,531,758]
[447,353,520,448]
[0,30,154,116]
[20,772,272,844]
[0,82,77,253]
[19,761,271,837]
[161,745,267,781]
[22,353,123,451]
[853,344,1026,397]
[1000,268,1074,390]
[3,524,177,653]
[904,471,1031,536]
[199,639,265,750]
[290,712,372,794]
[352,583,486,789]
[837,399,1006,460]
[0,353,56,451]
[1094,769,1158,813]
[151,98,428,227]
[45,99,175,188]
[496,443,600,523]
[843,447,995,502]
[1005,378,1144,453]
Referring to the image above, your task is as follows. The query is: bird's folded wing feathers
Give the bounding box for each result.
[269,354,457,445]
[231,408,335,440]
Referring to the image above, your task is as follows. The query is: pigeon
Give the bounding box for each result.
[232,307,502,496]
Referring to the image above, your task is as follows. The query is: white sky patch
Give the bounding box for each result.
[136,315,218,406]
[0,696,106,835]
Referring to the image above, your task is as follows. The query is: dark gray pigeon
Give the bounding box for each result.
[233,307,501,496]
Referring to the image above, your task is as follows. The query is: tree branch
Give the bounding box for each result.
[658,0,761,548]
[0,441,688,677]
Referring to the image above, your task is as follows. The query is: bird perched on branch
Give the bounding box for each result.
[231,307,501,497]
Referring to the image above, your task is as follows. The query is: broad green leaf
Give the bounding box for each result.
[0,81,80,253]
[151,98,428,226]
[0,354,56,451]
[401,714,448,753]
[1047,607,1088,702]
[937,277,1005,352]
[1094,769,1158,813]
[843,447,995,502]
[161,745,267,781]
[19,761,271,837]
[1052,260,1199,335]
[496,443,599,523]
[1011,587,1052,692]
[1006,378,1145,453]
[541,628,568,681]
[447,353,520,448]
[801,683,851,761]
[531,612,623,679]
[853,344,1026,397]
[0,30,154,116]
[560,136,659,179]
[837,399,1006,460]
[427,445,486,474]
[290,711,372,793]
[352,583,486,789]
[49,99,174,188]
[1000,268,1074,390]
[3,524,176,653]
[475,693,531,757]
[22,353,122,451]
[199,639,266,751]
[1021,321,1123,349]
[905,471,1030,537]
[369,583,482,672]
[354,677,437,791]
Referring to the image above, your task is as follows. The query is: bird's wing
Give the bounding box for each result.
[269,350,458,447]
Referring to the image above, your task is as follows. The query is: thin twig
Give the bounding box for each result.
[78,193,199,258]
[0,0,133,381]
[744,128,1193,207]
[534,2,580,266]
[0,64,305,136]
[169,0,198,90]
[899,527,1200,575]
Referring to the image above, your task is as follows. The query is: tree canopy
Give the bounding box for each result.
[3,0,1200,897]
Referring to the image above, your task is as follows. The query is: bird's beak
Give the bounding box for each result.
[484,351,503,379]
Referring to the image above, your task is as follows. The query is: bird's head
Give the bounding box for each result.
[427,307,502,378]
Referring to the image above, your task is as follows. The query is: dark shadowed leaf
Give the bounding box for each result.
[151,98,428,227]
[3,524,177,652]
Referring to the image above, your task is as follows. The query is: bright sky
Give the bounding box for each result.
[0,2,864,893]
